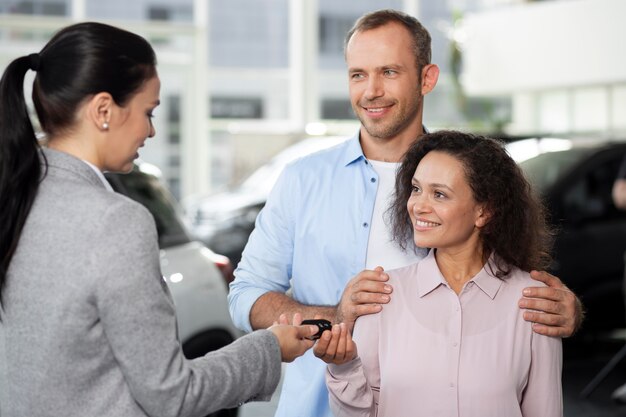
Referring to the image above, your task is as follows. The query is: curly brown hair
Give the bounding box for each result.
[389,130,554,277]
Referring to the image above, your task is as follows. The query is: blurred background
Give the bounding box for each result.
[3,0,623,200]
[1,0,626,415]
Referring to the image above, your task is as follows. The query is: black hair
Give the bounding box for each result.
[0,22,157,298]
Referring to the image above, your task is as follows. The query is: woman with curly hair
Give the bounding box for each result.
[326,130,562,417]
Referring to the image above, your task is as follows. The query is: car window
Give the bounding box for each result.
[238,160,282,196]
[237,137,348,196]
[561,151,626,223]
[518,148,589,191]
[106,169,191,248]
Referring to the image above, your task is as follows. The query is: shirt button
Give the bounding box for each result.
[363,222,369,228]
[450,383,455,388]
[370,177,376,183]
[453,342,458,347]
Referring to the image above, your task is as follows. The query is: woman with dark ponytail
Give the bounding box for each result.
[0,22,315,417]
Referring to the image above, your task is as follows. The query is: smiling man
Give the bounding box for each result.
[228,9,583,417]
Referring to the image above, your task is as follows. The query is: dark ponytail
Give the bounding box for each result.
[0,56,43,298]
[0,22,157,299]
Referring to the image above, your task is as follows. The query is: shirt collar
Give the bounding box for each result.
[81,159,114,192]
[417,249,503,300]
[342,125,430,167]
[471,261,504,299]
[341,131,366,167]
[416,250,446,297]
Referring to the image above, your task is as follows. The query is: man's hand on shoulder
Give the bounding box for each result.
[519,270,584,337]
[335,266,392,332]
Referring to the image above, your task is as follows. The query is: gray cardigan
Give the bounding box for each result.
[0,148,281,417]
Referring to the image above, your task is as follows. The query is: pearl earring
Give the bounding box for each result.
[102,122,109,130]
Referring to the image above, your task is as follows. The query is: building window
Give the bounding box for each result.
[211,96,263,119]
[168,154,180,168]
[148,6,169,21]
[319,15,355,55]
[147,4,192,22]
[322,98,353,120]
[167,95,181,144]
[168,95,181,122]
[4,0,67,16]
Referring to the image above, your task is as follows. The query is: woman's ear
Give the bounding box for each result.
[86,92,114,132]
[475,205,492,228]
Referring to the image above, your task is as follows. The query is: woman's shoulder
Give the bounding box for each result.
[500,265,547,291]
[386,261,422,286]
[387,260,423,277]
[102,192,156,232]
[41,176,155,236]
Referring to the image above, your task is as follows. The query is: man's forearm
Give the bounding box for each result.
[249,291,337,330]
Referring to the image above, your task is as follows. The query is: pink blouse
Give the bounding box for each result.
[326,250,562,417]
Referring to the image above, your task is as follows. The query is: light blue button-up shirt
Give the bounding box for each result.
[228,132,423,417]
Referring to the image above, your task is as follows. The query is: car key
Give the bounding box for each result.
[301,319,332,340]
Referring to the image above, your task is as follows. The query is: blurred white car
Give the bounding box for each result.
[184,136,350,265]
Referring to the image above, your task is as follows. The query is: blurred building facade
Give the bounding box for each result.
[460,0,626,137]
[0,0,623,199]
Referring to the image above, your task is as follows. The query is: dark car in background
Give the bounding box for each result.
[512,138,626,334]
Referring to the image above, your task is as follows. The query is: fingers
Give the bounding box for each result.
[350,269,392,294]
[523,310,567,327]
[294,323,319,340]
[322,325,341,362]
[313,329,332,358]
[276,312,303,326]
[312,323,356,365]
[519,296,565,315]
[269,324,319,362]
[349,286,392,305]
[292,312,303,326]
[519,280,581,337]
[282,335,315,363]
[527,322,569,338]
[337,269,393,327]
[522,308,570,337]
[332,323,356,363]
[528,270,565,289]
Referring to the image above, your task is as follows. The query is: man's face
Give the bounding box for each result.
[346,23,423,141]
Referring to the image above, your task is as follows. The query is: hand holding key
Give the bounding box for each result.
[301,319,332,340]
[312,321,357,365]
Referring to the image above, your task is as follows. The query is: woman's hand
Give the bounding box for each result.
[313,322,358,365]
[269,313,318,362]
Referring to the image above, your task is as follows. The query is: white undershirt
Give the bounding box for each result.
[365,159,424,271]
[82,159,114,192]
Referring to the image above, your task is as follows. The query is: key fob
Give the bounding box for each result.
[301,319,332,340]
